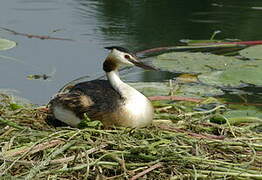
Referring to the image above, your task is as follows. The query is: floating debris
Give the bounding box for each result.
[27,74,51,80]
[26,67,56,81]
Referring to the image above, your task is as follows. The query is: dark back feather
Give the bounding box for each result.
[70,80,124,114]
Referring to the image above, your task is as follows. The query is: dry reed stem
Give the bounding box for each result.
[2,139,64,157]
[0,93,261,179]
[129,162,163,180]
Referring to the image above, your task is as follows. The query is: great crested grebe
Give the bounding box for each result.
[49,46,156,128]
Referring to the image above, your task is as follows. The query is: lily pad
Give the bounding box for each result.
[129,82,224,98]
[128,82,171,97]
[212,109,262,125]
[153,52,241,74]
[0,38,17,51]
[225,109,262,119]
[211,113,262,125]
[239,45,262,60]
[199,60,262,87]
[176,84,224,98]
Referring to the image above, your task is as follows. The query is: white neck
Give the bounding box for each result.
[106,70,135,97]
[106,69,154,128]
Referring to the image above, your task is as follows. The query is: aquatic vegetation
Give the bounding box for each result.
[239,44,262,59]
[151,50,262,88]
[199,63,262,87]
[153,52,240,74]
[129,82,224,98]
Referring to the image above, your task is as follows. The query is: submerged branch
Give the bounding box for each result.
[0,27,75,41]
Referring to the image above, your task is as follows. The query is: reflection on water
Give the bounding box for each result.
[1,0,262,103]
[75,0,262,50]
[75,0,214,50]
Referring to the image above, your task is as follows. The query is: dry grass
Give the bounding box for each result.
[0,93,261,179]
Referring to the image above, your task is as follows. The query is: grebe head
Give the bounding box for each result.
[104,46,156,72]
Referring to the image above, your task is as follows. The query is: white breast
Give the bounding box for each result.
[121,85,154,128]
[107,70,154,127]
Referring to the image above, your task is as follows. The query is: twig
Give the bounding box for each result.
[0,27,74,41]
[129,162,163,180]
[181,105,225,117]
[0,143,107,165]
[219,115,236,138]
[240,141,257,168]
[2,139,64,157]
[0,130,72,176]
[50,143,107,164]
[25,141,76,180]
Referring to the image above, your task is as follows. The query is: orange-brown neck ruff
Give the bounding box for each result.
[103,58,118,72]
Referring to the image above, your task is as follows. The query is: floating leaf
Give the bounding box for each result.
[176,74,198,83]
[212,109,262,125]
[210,103,262,125]
[153,52,241,74]
[211,115,262,125]
[199,60,262,87]
[129,82,171,97]
[0,38,17,51]
[225,109,262,119]
[239,45,262,60]
[177,84,224,98]
[129,82,224,98]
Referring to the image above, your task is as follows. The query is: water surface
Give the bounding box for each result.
[1,0,262,104]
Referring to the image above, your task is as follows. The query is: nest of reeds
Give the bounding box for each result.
[0,93,261,179]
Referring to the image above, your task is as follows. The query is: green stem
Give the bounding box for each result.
[0,117,25,130]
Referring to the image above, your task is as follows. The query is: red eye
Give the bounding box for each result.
[125,55,131,59]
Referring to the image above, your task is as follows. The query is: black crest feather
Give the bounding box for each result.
[104,46,131,53]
